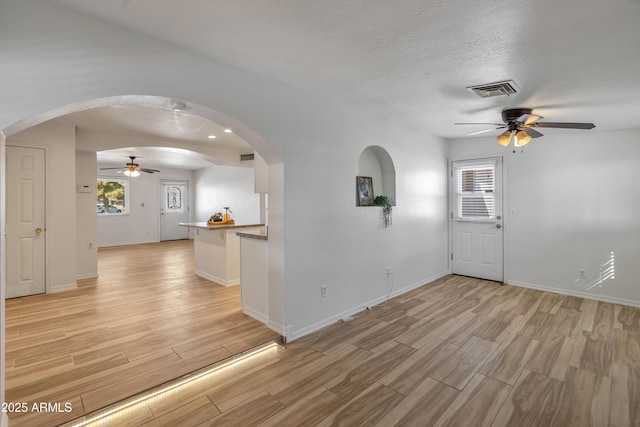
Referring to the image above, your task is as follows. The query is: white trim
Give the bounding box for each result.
[508,280,640,308]
[194,269,239,287]
[1,413,8,427]
[448,156,506,283]
[76,272,98,280]
[268,320,286,336]
[287,271,450,342]
[51,282,78,293]
[243,306,269,325]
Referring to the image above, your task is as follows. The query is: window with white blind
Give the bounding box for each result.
[455,162,495,220]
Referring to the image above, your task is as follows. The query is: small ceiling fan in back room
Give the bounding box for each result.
[455,108,595,148]
[99,156,160,177]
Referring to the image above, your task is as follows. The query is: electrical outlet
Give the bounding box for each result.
[386,267,392,277]
[88,242,94,249]
[579,268,586,278]
[321,284,327,298]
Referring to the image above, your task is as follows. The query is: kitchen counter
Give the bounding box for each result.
[237,228,269,324]
[179,222,265,286]
[236,228,268,240]
[179,222,264,230]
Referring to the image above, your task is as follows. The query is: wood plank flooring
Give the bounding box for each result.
[6,261,640,426]
[65,274,640,427]
[4,240,280,427]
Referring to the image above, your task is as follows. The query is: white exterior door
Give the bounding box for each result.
[160,180,189,241]
[6,146,46,298]
[451,158,504,282]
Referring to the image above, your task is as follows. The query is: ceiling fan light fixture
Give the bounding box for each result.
[124,169,140,177]
[496,130,512,146]
[514,130,532,147]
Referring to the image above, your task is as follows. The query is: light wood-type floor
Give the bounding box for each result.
[58,274,640,426]
[4,240,280,427]
[7,262,640,426]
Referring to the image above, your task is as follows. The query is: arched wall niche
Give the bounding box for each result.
[356,145,396,206]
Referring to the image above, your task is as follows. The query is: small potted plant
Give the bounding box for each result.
[374,195,392,228]
[208,212,223,224]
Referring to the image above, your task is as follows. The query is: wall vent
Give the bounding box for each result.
[240,153,255,161]
[467,80,518,98]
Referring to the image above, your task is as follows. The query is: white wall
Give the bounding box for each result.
[0,0,449,348]
[193,165,260,225]
[0,130,6,427]
[96,166,194,247]
[448,129,640,306]
[284,117,448,338]
[76,150,98,278]
[96,163,262,247]
[7,121,78,293]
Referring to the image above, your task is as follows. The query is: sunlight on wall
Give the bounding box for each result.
[407,170,445,219]
[574,251,615,292]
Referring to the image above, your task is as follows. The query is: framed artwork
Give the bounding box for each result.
[356,176,374,206]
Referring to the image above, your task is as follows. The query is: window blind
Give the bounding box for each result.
[455,164,495,220]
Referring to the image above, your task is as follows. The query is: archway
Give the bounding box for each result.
[0,95,285,424]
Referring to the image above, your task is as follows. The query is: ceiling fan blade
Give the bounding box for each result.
[139,168,161,173]
[467,128,499,136]
[525,128,544,138]
[99,167,126,170]
[454,122,503,126]
[517,114,543,125]
[532,122,595,129]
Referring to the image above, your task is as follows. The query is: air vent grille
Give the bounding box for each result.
[467,80,518,98]
[240,153,255,161]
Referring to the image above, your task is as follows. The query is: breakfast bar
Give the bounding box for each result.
[178,222,264,286]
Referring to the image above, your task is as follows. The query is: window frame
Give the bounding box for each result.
[97,177,130,216]
[454,161,496,223]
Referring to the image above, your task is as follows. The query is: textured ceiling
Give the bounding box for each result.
[53,0,640,140]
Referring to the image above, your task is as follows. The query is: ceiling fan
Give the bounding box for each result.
[99,156,160,177]
[455,108,595,147]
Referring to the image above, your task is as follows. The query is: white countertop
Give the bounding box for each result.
[179,222,264,230]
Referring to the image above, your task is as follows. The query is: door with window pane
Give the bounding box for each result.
[160,180,189,241]
[451,158,503,282]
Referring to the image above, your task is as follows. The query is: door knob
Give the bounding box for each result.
[496,224,502,229]
[35,227,43,233]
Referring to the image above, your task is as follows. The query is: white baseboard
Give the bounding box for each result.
[268,320,286,337]
[51,282,78,293]
[76,272,98,280]
[287,270,450,342]
[508,280,640,308]
[194,270,239,287]
[243,306,269,325]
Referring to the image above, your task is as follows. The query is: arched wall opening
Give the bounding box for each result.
[0,95,286,417]
[3,95,281,166]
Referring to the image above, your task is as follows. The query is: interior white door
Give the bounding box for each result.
[451,158,504,282]
[6,146,46,298]
[160,180,190,241]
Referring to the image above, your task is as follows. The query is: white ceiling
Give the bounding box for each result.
[61,106,254,170]
[53,0,640,147]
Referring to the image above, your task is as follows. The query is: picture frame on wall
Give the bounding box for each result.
[356,176,374,206]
